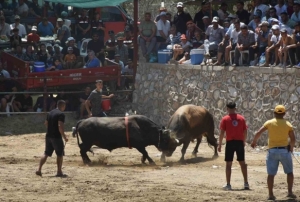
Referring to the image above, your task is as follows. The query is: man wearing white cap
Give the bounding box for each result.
[62,37,80,57]
[27,26,40,48]
[156,12,171,50]
[205,17,224,51]
[173,2,192,35]
[262,24,281,67]
[56,18,70,48]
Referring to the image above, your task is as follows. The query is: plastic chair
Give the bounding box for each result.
[229,50,249,66]
[80,38,92,57]
[5,96,15,117]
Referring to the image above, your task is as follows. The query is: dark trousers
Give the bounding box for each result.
[289,47,300,65]
[249,46,266,62]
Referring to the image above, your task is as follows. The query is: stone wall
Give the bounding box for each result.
[132,63,300,145]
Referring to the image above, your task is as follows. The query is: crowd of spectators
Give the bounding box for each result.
[139,0,300,67]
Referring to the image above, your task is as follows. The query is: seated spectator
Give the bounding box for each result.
[13,91,33,112]
[10,27,21,48]
[105,30,117,59]
[139,12,157,61]
[37,43,51,66]
[201,16,210,33]
[280,12,296,29]
[186,20,201,41]
[14,44,25,59]
[278,28,295,67]
[37,17,54,37]
[56,18,71,48]
[62,37,80,57]
[171,34,192,64]
[268,7,279,22]
[27,26,40,49]
[22,45,38,64]
[47,58,63,71]
[166,25,181,49]
[78,86,91,119]
[112,54,125,71]
[0,16,11,37]
[289,22,300,67]
[17,0,28,17]
[0,86,17,112]
[233,24,255,66]
[33,94,55,112]
[46,44,54,56]
[191,30,203,49]
[249,21,269,65]
[85,51,101,68]
[29,0,41,18]
[52,44,64,63]
[10,15,26,37]
[156,12,170,50]
[87,33,105,65]
[214,34,230,65]
[64,47,76,69]
[115,37,128,65]
[248,9,262,31]
[205,17,225,52]
[291,3,300,23]
[225,14,238,35]
[262,24,281,67]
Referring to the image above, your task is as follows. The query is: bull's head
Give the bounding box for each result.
[158,127,181,157]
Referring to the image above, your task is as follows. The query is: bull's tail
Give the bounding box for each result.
[72,120,83,147]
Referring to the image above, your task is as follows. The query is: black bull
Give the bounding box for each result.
[72,115,171,164]
[161,105,218,162]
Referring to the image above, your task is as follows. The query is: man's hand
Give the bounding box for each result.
[109,94,114,98]
[217,145,221,152]
[64,135,68,142]
[219,42,224,46]
[250,141,256,148]
[252,45,257,49]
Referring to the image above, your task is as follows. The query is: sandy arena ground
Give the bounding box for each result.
[0,133,300,202]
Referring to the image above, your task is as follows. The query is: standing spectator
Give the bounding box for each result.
[154,7,167,23]
[138,12,156,60]
[10,15,26,37]
[291,3,300,23]
[105,30,117,60]
[85,51,101,68]
[13,91,33,112]
[275,0,287,16]
[287,0,294,17]
[156,12,170,50]
[205,17,225,52]
[262,24,281,67]
[29,0,41,18]
[233,24,255,66]
[87,33,105,65]
[251,105,296,201]
[78,86,91,119]
[27,26,40,49]
[236,1,250,25]
[56,18,70,48]
[218,101,249,191]
[173,2,192,35]
[115,37,128,65]
[85,80,114,117]
[122,59,134,89]
[166,12,173,26]
[280,12,296,29]
[112,54,125,72]
[218,3,228,21]
[277,28,295,67]
[54,3,67,18]
[61,11,71,30]
[194,2,217,32]
[10,27,21,48]
[76,9,91,48]
[0,16,11,37]
[36,100,68,177]
[253,0,269,18]
[61,37,80,57]
[91,13,105,42]
[37,18,54,37]
[17,0,28,17]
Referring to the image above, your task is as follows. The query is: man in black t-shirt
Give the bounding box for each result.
[173,2,193,34]
[36,100,68,177]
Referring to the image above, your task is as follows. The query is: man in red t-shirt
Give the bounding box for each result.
[218,101,249,190]
[27,26,40,50]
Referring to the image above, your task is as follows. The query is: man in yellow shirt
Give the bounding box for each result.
[251,105,296,201]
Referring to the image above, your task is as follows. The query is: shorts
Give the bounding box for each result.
[266,148,293,175]
[225,140,245,162]
[44,137,64,157]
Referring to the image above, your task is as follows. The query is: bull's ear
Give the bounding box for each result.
[162,126,166,130]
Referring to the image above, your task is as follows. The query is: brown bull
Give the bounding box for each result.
[161,104,218,162]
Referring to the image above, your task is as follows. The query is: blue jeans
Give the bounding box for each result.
[266,148,293,175]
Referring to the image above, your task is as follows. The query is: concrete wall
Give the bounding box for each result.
[132,63,300,145]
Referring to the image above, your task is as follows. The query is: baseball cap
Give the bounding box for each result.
[212,16,219,23]
[68,47,73,51]
[14,15,20,19]
[160,11,167,16]
[68,37,75,41]
[280,28,287,33]
[57,18,63,22]
[177,2,184,7]
[271,24,280,30]
[202,16,209,20]
[31,26,37,31]
[274,105,285,114]
[226,102,236,109]
[96,79,103,83]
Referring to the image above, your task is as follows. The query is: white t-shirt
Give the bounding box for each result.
[1,69,10,78]
[270,34,281,44]
[17,3,28,15]
[10,23,27,37]
[156,19,170,37]
[275,4,287,17]
[230,29,240,44]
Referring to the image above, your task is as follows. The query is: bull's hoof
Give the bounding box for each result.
[141,157,146,164]
[149,161,156,165]
[192,152,197,158]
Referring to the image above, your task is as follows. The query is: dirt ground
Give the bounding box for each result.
[1,133,300,202]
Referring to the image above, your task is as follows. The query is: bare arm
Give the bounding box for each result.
[251,126,267,148]
[243,129,248,146]
[85,100,92,116]
[288,130,295,152]
[217,130,225,152]
[58,121,68,142]
[102,94,114,99]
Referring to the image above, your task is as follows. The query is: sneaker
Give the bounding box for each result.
[278,63,283,67]
[223,184,232,190]
[244,182,250,190]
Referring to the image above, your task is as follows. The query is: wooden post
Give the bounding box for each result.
[133,0,138,81]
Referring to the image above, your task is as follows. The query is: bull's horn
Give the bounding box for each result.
[175,139,180,144]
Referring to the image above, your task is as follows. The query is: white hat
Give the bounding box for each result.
[212,16,219,23]
[177,2,184,7]
[270,18,279,23]
[271,25,280,30]
[68,37,75,41]
[31,26,37,31]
